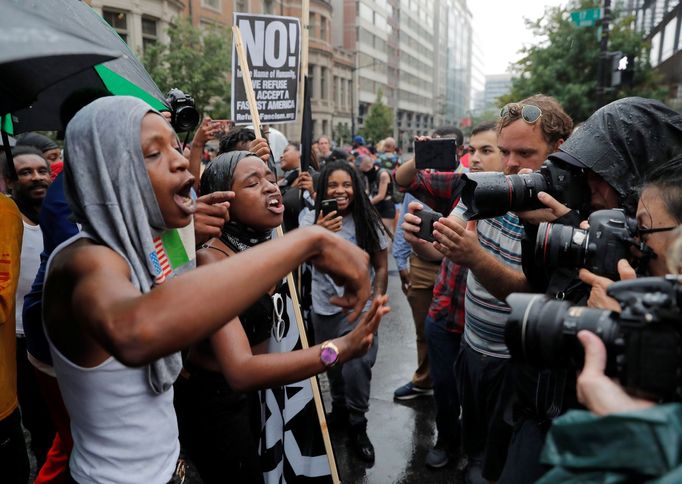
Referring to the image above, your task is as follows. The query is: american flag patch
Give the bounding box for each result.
[151,236,172,284]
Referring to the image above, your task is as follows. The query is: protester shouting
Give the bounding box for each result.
[42,96,376,484]
[174,151,388,483]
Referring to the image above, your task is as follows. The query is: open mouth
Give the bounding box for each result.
[173,179,196,215]
[267,196,285,214]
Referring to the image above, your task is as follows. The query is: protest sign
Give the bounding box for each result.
[231,13,301,125]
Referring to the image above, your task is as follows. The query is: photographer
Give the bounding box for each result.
[580,154,682,311]
[535,228,682,483]
[421,96,572,482]
[499,98,682,483]
[393,125,468,467]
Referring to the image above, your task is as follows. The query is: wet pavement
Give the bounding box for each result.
[322,262,464,484]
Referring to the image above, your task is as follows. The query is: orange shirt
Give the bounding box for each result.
[0,195,23,420]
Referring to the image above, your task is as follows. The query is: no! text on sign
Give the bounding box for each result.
[231,13,301,125]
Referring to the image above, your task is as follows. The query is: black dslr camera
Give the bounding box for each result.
[460,159,589,220]
[535,209,644,280]
[505,276,682,402]
[165,88,200,133]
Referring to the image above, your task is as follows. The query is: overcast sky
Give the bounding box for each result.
[469,0,567,76]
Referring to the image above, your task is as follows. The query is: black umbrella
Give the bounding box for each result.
[0,0,120,117]
[2,0,168,135]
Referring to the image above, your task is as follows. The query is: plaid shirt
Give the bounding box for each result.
[395,170,467,333]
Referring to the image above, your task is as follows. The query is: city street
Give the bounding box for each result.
[325,259,464,484]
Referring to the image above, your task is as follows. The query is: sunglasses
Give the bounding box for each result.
[637,225,678,237]
[500,103,543,124]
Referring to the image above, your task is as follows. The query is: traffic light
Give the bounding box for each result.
[608,51,635,88]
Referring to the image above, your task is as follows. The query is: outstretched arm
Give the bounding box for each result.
[210,295,389,392]
[47,226,371,366]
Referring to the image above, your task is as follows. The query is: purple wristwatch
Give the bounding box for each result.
[320,340,340,368]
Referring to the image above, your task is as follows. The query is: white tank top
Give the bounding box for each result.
[45,236,179,483]
[16,221,43,335]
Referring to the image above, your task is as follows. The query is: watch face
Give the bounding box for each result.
[321,345,338,365]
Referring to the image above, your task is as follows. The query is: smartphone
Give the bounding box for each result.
[414,208,443,243]
[414,138,459,171]
[320,199,338,216]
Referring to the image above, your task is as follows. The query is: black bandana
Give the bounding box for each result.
[220,221,272,252]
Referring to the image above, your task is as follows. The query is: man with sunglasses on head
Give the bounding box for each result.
[420,95,573,483]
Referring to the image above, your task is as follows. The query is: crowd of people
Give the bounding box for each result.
[2,89,682,484]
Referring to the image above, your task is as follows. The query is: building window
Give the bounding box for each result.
[321,67,328,99]
[320,17,328,42]
[308,64,315,98]
[202,0,222,11]
[264,0,274,15]
[103,9,128,44]
[142,17,158,52]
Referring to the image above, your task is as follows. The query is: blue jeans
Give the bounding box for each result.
[424,315,461,448]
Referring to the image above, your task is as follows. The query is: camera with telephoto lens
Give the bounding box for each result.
[535,209,643,280]
[505,275,682,402]
[460,159,589,220]
[165,88,200,132]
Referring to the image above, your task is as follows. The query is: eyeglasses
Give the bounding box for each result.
[636,225,678,237]
[500,103,543,124]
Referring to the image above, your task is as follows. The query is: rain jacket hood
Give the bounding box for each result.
[552,97,682,213]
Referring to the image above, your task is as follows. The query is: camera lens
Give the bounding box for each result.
[460,173,513,219]
[461,172,548,220]
[505,293,621,367]
[174,105,200,132]
[535,223,589,272]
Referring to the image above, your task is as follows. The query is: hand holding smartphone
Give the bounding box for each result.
[413,208,443,243]
[321,199,338,216]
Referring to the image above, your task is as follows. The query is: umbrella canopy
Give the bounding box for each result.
[0,0,120,116]
[3,0,168,135]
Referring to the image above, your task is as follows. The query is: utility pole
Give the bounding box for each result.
[595,0,611,109]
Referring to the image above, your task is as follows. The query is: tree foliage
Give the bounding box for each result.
[499,0,667,122]
[360,90,394,143]
[143,18,231,118]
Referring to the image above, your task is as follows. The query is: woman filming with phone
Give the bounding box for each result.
[299,161,389,463]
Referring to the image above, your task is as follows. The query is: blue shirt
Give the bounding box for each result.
[391,193,417,271]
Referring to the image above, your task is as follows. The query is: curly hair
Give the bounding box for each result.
[314,161,385,255]
[497,94,573,147]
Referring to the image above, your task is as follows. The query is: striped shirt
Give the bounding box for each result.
[453,201,525,357]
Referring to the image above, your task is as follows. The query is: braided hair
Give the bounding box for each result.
[314,161,385,255]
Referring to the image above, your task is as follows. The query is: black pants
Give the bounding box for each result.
[498,417,550,484]
[0,408,29,484]
[16,336,55,468]
[174,364,264,484]
[455,342,513,481]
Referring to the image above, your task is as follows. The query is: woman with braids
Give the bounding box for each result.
[174,152,389,483]
[299,161,389,463]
